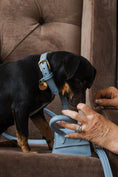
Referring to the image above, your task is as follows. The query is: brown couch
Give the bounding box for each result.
[0,0,117,176]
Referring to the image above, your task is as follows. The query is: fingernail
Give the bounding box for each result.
[65,134,70,138]
[56,121,61,124]
[95,99,103,104]
[62,110,66,114]
[77,103,85,109]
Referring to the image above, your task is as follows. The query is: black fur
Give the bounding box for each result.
[0,51,96,151]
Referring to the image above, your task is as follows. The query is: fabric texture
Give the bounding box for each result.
[0,146,104,177]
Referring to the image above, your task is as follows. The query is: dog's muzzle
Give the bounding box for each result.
[66,93,86,108]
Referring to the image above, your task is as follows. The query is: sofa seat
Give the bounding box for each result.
[0,144,105,177]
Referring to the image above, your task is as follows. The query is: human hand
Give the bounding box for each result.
[94,87,118,108]
[57,103,118,153]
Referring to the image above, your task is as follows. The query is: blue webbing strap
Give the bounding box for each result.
[59,93,69,110]
[96,148,113,177]
[2,132,47,144]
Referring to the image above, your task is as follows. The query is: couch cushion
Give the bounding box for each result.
[0,145,105,177]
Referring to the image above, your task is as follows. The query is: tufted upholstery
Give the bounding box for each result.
[0,0,82,62]
[0,0,117,177]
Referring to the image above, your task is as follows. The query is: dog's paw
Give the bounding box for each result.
[29,151,38,154]
[22,150,38,153]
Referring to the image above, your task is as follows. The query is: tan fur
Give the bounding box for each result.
[31,117,54,149]
[61,83,74,99]
[16,130,37,153]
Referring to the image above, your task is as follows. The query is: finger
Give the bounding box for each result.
[57,120,87,132]
[94,87,118,107]
[95,98,116,107]
[96,98,118,108]
[65,132,84,139]
[77,103,96,116]
[95,88,112,100]
[94,88,110,107]
[57,121,78,131]
[62,109,86,123]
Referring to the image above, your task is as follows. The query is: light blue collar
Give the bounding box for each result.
[38,52,59,95]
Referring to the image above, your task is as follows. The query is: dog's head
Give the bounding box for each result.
[48,51,96,107]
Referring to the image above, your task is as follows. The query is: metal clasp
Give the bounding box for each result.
[38,59,51,71]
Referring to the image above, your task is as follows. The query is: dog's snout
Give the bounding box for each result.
[66,93,85,108]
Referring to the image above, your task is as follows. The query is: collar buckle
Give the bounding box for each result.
[38,59,51,71]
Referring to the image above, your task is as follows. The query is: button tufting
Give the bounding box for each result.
[39,17,45,25]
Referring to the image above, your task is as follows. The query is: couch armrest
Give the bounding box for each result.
[81,0,117,107]
[102,109,118,125]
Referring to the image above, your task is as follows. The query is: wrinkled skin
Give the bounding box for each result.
[57,87,118,154]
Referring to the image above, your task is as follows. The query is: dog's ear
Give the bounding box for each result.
[64,54,81,79]
[86,68,96,88]
[77,58,96,88]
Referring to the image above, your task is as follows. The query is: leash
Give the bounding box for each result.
[96,148,113,177]
[2,53,113,177]
[2,132,47,144]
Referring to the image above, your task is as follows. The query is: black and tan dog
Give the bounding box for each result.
[0,51,96,153]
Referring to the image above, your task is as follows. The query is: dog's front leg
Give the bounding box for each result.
[30,110,54,150]
[16,130,30,153]
[14,105,37,153]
